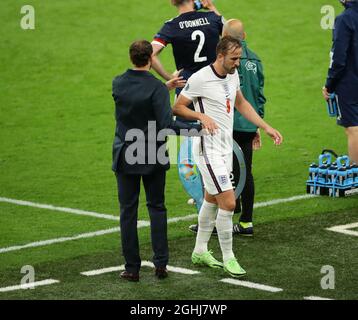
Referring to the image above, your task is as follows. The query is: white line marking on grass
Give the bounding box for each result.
[0,227,120,254]
[220,278,283,293]
[0,279,59,293]
[304,296,333,300]
[168,214,197,223]
[0,194,315,254]
[254,194,316,209]
[141,261,201,275]
[81,261,200,277]
[326,222,358,237]
[0,215,197,254]
[81,265,125,276]
[0,194,315,223]
[0,197,119,221]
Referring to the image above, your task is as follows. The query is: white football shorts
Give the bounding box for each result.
[193,149,233,196]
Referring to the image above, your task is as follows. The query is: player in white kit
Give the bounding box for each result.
[173,36,283,277]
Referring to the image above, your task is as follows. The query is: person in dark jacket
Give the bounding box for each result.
[323,0,358,163]
[112,40,198,282]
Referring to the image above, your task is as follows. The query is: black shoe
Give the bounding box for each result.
[120,270,139,282]
[189,224,198,233]
[189,224,217,236]
[155,267,168,279]
[233,222,253,236]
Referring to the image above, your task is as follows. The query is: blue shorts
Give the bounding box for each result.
[336,95,358,127]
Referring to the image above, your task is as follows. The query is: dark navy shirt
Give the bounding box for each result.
[326,1,358,101]
[153,11,224,76]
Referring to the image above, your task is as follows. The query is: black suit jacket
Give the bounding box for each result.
[112,69,200,175]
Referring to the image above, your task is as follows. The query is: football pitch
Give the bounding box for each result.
[0,0,357,300]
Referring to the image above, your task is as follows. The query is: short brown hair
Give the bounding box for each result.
[129,40,153,67]
[216,36,242,56]
[171,0,191,7]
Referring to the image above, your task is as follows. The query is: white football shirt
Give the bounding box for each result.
[180,64,240,156]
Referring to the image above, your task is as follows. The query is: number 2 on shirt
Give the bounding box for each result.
[191,30,208,63]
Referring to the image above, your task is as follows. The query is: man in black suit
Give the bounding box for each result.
[112,40,198,281]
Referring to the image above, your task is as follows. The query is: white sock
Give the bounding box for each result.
[193,200,218,254]
[216,208,235,263]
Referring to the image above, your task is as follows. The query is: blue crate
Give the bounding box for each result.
[306,151,357,197]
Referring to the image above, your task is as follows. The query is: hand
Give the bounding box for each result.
[252,129,262,150]
[199,114,218,135]
[166,76,186,91]
[172,69,183,78]
[264,126,283,146]
[322,87,330,101]
[201,0,215,10]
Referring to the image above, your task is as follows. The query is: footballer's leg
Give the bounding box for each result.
[192,191,223,268]
[215,189,247,278]
[346,126,358,164]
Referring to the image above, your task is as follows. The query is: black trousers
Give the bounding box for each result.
[116,170,168,273]
[232,131,256,222]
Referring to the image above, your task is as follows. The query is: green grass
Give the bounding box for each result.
[0,202,115,248]
[1,208,357,300]
[0,0,357,300]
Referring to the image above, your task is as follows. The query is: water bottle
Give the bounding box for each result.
[327,164,337,185]
[308,163,319,182]
[317,164,329,195]
[326,93,338,117]
[327,164,338,197]
[346,165,354,187]
[194,0,215,10]
[194,0,203,10]
[336,167,347,187]
[336,155,350,187]
[352,163,358,185]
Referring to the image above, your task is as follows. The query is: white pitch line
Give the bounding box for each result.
[141,261,201,275]
[304,296,333,300]
[326,222,358,237]
[0,227,120,254]
[81,265,125,276]
[0,215,197,254]
[0,194,315,223]
[254,194,316,209]
[0,194,316,255]
[81,261,200,277]
[220,278,283,293]
[0,197,119,221]
[0,279,60,293]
